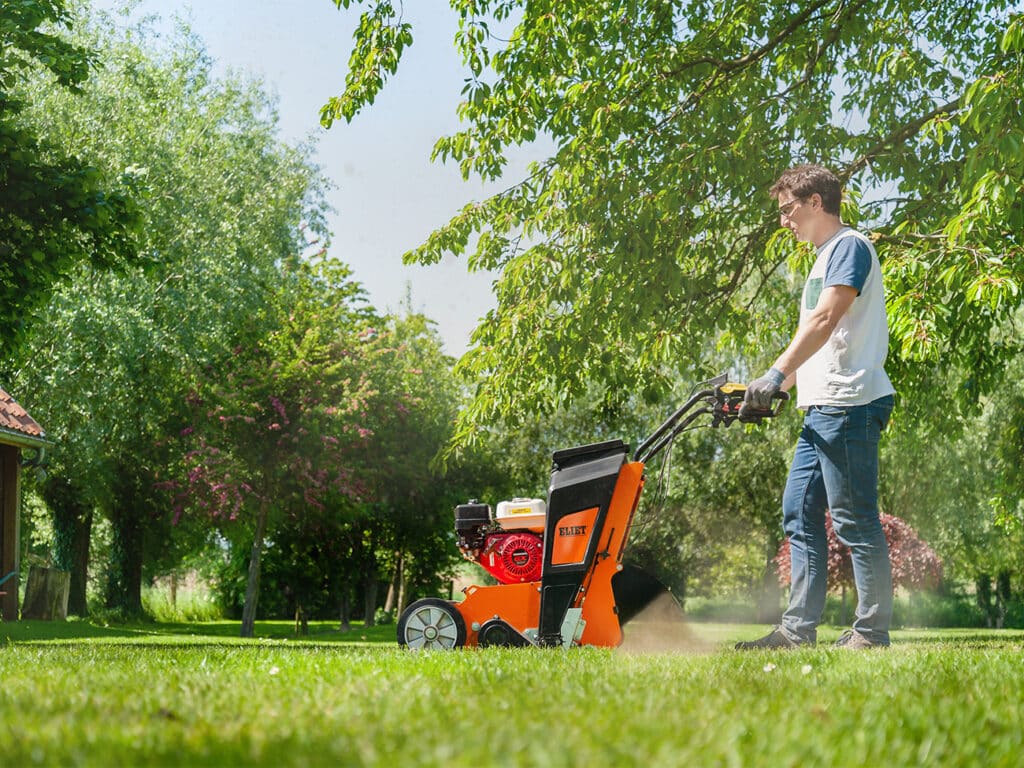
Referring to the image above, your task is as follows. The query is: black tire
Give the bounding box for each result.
[396,598,467,650]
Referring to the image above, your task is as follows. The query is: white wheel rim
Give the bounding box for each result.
[404,605,459,649]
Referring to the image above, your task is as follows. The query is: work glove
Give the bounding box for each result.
[743,367,785,410]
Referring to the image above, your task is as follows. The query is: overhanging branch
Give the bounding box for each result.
[841,98,962,181]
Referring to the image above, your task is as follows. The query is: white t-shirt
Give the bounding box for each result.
[795,228,896,408]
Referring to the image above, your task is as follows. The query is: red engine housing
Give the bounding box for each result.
[477,531,544,584]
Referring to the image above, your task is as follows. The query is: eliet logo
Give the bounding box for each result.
[558,525,587,537]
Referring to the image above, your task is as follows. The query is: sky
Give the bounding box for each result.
[92,0,515,355]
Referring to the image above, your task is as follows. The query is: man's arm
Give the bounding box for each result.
[773,284,858,384]
[743,283,858,409]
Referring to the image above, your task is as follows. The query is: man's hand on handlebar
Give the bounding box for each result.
[739,367,787,421]
[744,367,785,408]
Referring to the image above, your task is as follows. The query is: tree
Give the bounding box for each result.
[164,257,376,637]
[0,0,139,358]
[352,309,467,620]
[205,306,470,632]
[325,1,1024,444]
[8,7,331,615]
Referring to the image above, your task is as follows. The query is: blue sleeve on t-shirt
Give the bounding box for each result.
[824,237,871,294]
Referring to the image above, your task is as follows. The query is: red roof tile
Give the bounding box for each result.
[0,388,45,442]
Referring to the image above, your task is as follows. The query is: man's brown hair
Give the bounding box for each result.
[769,164,842,216]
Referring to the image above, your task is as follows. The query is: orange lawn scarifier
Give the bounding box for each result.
[397,374,787,650]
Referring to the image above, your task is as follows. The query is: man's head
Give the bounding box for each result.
[769,164,843,246]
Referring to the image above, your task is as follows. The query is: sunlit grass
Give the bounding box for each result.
[1,620,1021,766]
[141,583,223,623]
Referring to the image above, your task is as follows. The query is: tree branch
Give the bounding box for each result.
[841,98,962,181]
[660,0,835,78]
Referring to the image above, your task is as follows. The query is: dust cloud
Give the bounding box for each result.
[616,593,714,655]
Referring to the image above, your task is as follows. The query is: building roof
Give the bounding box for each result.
[0,388,47,448]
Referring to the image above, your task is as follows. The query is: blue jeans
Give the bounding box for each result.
[780,395,894,645]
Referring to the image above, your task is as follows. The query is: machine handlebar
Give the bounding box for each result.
[633,374,788,464]
[719,383,790,424]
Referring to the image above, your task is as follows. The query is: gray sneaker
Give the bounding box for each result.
[734,625,809,650]
[834,629,887,649]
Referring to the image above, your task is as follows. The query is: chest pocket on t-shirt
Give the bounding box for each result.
[804,277,823,310]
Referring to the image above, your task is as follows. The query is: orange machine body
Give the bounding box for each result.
[455,460,645,648]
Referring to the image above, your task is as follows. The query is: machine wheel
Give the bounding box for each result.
[397,598,466,650]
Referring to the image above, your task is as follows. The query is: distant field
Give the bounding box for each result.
[1,619,1022,766]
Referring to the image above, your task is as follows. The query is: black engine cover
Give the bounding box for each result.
[537,440,627,646]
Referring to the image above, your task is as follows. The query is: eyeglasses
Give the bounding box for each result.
[777,198,804,219]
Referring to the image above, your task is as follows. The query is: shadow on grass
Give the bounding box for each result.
[0,618,398,646]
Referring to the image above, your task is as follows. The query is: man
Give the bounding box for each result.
[736,164,896,650]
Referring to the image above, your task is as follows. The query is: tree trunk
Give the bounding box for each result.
[105,502,144,616]
[383,553,400,613]
[240,499,270,638]
[995,570,1011,630]
[396,554,408,616]
[45,478,92,617]
[363,574,378,627]
[339,587,351,632]
[976,573,993,628]
[67,507,92,616]
[294,604,308,636]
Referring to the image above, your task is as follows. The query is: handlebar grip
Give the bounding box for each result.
[737,390,789,422]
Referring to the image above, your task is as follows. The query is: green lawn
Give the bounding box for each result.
[1,618,1022,767]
